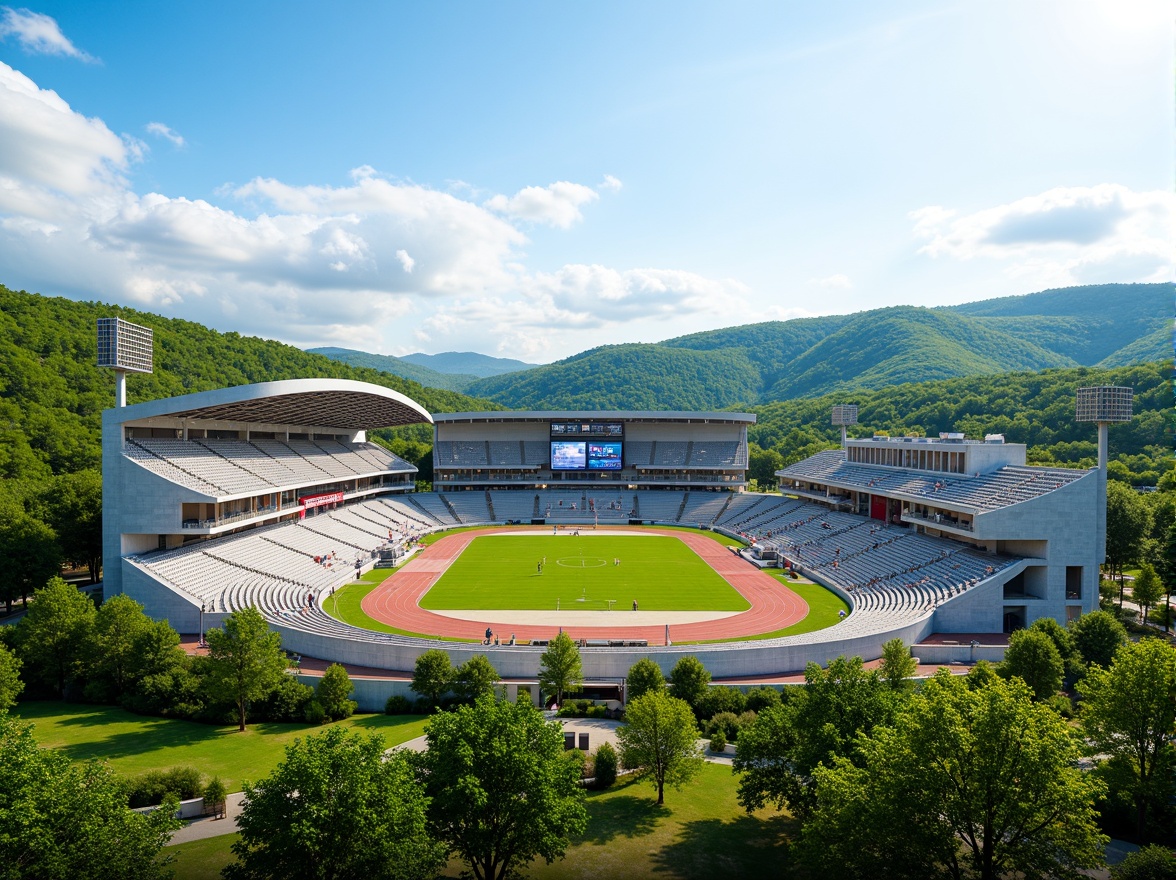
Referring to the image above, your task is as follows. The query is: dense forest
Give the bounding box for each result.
[744,360,1173,488]
[461,283,1170,410]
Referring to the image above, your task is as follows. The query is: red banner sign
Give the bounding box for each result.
[299,491,344,511]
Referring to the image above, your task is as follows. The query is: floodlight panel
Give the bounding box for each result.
[97,318,153,374]
[831,404,859,426]
[1076,385,1133,423]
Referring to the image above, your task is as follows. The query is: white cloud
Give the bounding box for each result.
[810,273,852,289]
[910,184,1175,286]
[0,61,744,356]
[600,174,623,192]
[0,7,93,60]
[484,181,599,229]
[146,122,185,148]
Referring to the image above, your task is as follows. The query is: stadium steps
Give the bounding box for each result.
[405,495,446,526]
[441,494,461,522]
[486,490,496,521]
[684,441,694,468]
[675,492,690,522]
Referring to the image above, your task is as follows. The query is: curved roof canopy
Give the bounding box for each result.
[105,378,433,429]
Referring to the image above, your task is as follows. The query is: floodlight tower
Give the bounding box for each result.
[97,317,154,407]
[831,404,858,448]
[1076,385,1133,563]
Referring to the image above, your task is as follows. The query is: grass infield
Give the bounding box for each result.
[419,534,750,613]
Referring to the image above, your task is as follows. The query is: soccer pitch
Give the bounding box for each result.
[418,534,751,612]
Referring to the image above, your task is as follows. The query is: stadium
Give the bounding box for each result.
[101,349,1123,704]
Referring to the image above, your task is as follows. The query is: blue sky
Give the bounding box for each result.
[0,1,1170,362]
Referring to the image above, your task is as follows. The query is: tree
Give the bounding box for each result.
[879,638,917,689]
[452,654,499,704]
[1000,628,1063,701]
[1112,845,1176,880]
[1069,610,1128,670]
[667,654,711,711]
[1132,563,1163,625]
[418,694,587,880]
[616,689,705,805]
[0,502,60,613]
[0,643,23,710]
[733,655,897,820]
[801,671,1106,880]
[227,726,444,880]
[625,657,665,702]
[410,648,454,709]
[0,712,182,880]
[1106,481,1152,605]
[86,593,153,702]
[315,663,357,721]
[1155,522,1176,633]
[748,443,784,490]
[1028,616,1082,681]
[203,606,289,731]
[1078,638,1176,840]
[593,742,618,789]
[14,576,95,696]
[123,618,200,717]
[36,470,103,583]
[538,632,583,707]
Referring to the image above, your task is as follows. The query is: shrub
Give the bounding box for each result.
[587,704,607,718]
[316,663,357,721]
[706,711,741,741]
[253,672,314,722]
[413,697,433,714]
[562,748,587,779]
[1111,844,1176,879]
[709,730,727,752]
[384,694,412,715]
[696,685,746,720]
[304,699,327,725]
[127,766,204,808]
[593,742,618,789]
[1046,692,1075,719]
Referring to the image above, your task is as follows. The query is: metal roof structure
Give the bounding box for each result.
[103,378,433,430]
[433,410,756,424]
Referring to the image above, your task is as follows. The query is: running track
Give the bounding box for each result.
[361,528,809,643]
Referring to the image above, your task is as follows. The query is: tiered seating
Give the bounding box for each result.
[123,441,223,495]
[652,442,689,466]
[199,439,302,485]
[407,493,461,525]
[714,493,771,527]
[778,450,1089,512]
[637,491,686,522]
[688,441,742,468]
[488,441,522,466]
[131,439,261,495]
[248,439,336,482]
[523,442,549,466]
[625,442,654,466]
[433,440,489,467]
[489,490,538,522]
[441,492,493,524]
[678,492,733,525]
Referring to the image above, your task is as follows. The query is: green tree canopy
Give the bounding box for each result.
[452,654,499,705]
[1000,627,1064,701]
[0,499,60,613]
[625,657,666,702]
[1077,638,1176,840]
[203,606,288,731]
[1111,845,1176,880]
[1132,563,1163,624]
[314,663,357,721]
[410,648,454,709]
[85,593,153,702]
[667,655,711,711]
[1106,481,1152,603]
[1027,616,1082,681]
[227,726,444,880]
[538,632,583,707]
[801,671,1106,880]
[0,712,182,880]
[14,576,95,696]
[1069,610,1128,670]
[879,638,918,689]
[733,655,897,820]
[0,643,23,710]
[616,689,705,805]
[417,694,587,880]
[34,469,102,583]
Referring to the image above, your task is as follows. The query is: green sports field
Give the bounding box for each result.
[418,534,750,612]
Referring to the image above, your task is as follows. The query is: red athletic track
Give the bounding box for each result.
[361,527,809,644]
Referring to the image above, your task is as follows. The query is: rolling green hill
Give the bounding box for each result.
[399,350,536,377]
[307,347,481,392]
[0,284,499,484]
[463,283,1170,409]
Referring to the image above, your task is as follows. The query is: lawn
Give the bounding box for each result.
[165,763,797,880]
[420,535,750,612]
[12,702,428,793]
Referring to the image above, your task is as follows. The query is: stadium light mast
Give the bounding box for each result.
[1076,385,1133,565]
[831,405,858,448]
[97,317,154,407]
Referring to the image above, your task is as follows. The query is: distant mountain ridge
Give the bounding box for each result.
[465,283,1171,409]
[307,348,538,392]
[400,351,536,377]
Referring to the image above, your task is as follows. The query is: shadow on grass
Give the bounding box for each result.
[53,720,234,763]
[578,794,664,844]
[649,813,798,879]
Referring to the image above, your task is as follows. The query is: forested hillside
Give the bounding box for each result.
[746,360,1172,487]
[0,285,497,485]
[462,283,1170,409]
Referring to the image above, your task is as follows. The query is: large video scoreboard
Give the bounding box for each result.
[550,421,624,471]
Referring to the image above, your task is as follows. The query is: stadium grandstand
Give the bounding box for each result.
[103,382,1106,689]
